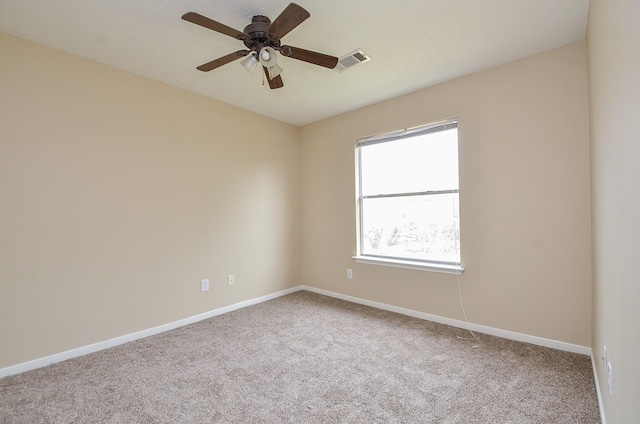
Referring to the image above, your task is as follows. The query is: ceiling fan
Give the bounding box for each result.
[182,3,338,89]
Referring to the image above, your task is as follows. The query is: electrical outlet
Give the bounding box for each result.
[227,274,235,286]
[347,268,353,279]
[201,279,209,292]
[607,361,613,395]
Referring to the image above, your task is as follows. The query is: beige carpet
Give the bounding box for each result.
[0,291,600,423]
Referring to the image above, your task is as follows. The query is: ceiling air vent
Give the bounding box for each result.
[335,49,371,72]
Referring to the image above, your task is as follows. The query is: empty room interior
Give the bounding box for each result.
[1,0,638,422]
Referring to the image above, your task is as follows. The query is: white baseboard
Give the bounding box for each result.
[591,351,607,424]
[301,285,592,356]
[1,284,592,380]
[0,286,300,379]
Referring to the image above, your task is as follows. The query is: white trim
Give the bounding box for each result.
[353,256,464,275]
[591,350,607,424]
[0,286,300,379]
[1,284,592,379]
[301,285,590,355]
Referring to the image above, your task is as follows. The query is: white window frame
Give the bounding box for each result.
[354,118,464,275]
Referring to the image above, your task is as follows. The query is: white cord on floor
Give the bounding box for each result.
[456,273,482,347]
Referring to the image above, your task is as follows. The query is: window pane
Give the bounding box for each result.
[360,128,458,196]
[361,193,460,264]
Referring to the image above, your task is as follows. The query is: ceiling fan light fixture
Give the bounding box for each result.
[258,46,278,68]
[240,53,259,74]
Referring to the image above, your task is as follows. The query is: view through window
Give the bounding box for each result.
[356,119,460,266]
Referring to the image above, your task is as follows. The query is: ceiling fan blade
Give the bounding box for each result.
[263,66,284,89]
[266,3,310,39]
[196,50,250,72]
[280,46,338,69]
[182,12,248,40]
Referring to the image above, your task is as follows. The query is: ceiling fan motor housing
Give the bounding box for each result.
[243,15,280,53]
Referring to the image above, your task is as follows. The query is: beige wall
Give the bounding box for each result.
[587,0,640,422]
[0,33,301,369]
[300,42,592,347]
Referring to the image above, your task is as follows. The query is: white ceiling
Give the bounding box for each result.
[0,0,589,126]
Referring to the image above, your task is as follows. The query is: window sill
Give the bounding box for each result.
[353,256,464,275]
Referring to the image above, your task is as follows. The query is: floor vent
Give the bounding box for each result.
[335,49,371,72]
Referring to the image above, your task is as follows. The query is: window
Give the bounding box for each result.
[355,119,462,274]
